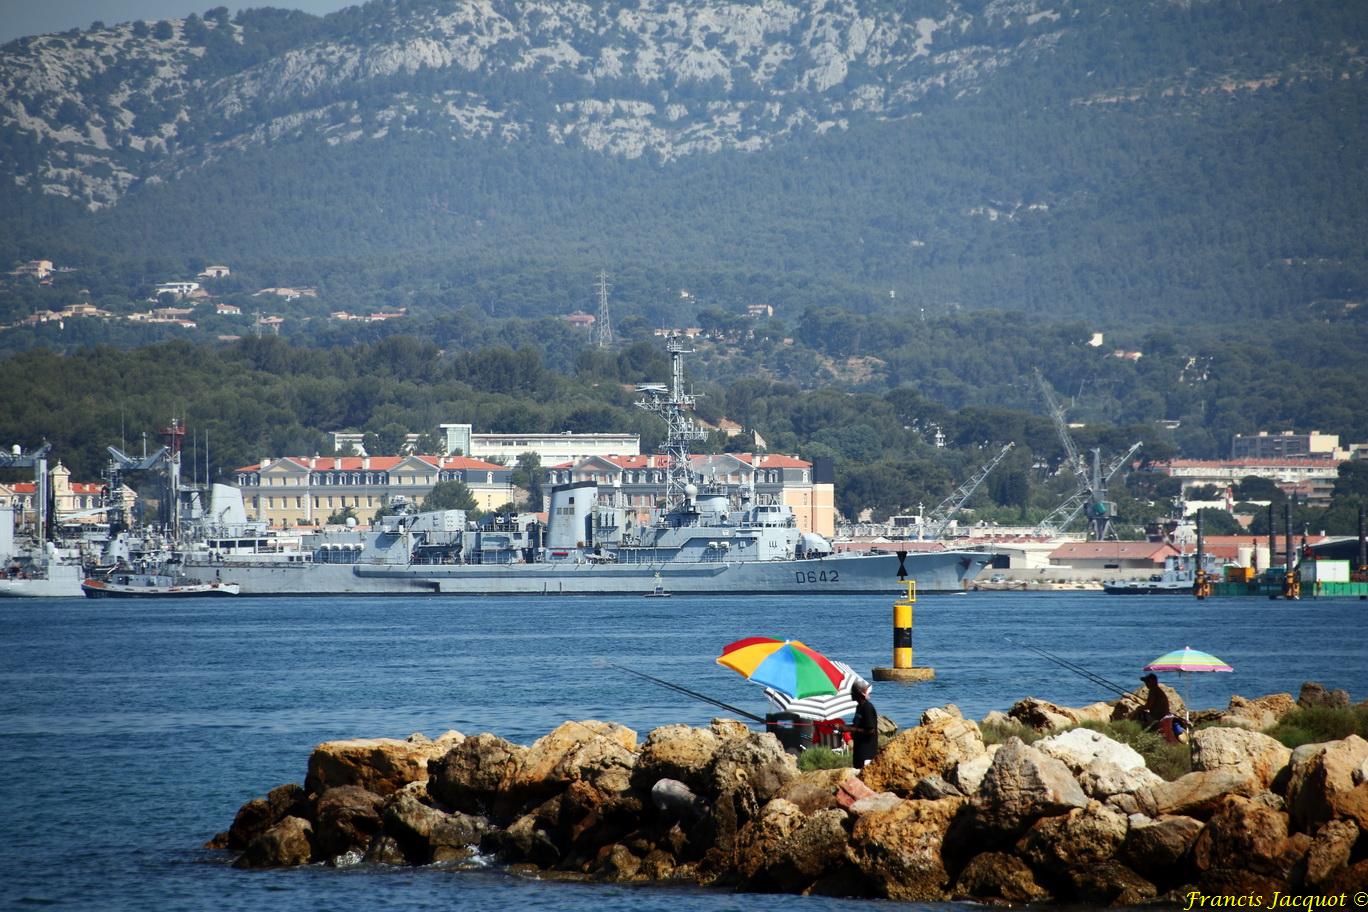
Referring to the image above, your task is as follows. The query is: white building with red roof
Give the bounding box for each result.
[542,452,834,537]
[233,454,517,527]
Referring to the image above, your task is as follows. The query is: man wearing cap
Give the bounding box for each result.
[1138,672,1170,727]
[849,681,880,768]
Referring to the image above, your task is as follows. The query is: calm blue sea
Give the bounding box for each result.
[1,591,1365,912]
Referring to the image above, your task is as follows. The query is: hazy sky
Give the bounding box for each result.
[0,0,356,44]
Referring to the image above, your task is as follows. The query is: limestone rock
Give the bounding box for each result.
[971,737,1090,838]
[707,732,799,855]
[709,718,750,740]
[834,774,876,811]
[1192,727,1292,791]
[1304,819,1359,886]
[1222,693,1295,730]
[734,798,806,883]
[1111,684,1185,724]
[226,782,306,851]
[635,724,720,792]
[1037,727,1163,798]
[778,767,855,815]
[361,833,407,865]
[920,704,962,724]
[764,808,854,891]
[849,792,902,816]
[1071,701,1119,725]
[382,791,488,864]
[593,843,641,881]
[1192,795,1302,879]
[913,774,964,800]
[650,778,706,822]
[1008,697,1079,731]
[848,796,966,901]
[981,710,1012,728]
[511,720,637,803]
[1016,802,1128,878]
[1138,768,1259,818]
[490,806,562,867]
[951,743,999,795]
[1299,682,1351,710]
[1285,735,1368,831]
[1320,859,1368,896]
[860,714,985,796]
[1065,861,1158,906]
[313,785,384,859]
[427,732,527,818]
[234,816,314,868]
[951,851,1049,903]
[1121,813,1203,883]
[305,732,462,797]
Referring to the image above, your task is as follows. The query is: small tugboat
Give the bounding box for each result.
[1103,553,1222,596]
[81,565,240,598]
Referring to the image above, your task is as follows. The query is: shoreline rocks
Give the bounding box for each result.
[211,684,1368,905]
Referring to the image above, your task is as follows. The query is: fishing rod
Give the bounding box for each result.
[1005,638,1133,698]
[605,662,767,723]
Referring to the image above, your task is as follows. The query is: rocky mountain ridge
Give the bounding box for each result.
[6,0,1351,211]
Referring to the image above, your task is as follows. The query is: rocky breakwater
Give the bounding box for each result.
[212,698,1368,905]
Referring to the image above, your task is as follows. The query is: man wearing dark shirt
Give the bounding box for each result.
[850,681,879,768]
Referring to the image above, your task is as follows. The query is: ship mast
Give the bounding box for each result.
[634,336,706,508]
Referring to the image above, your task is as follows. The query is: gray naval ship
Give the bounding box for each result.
[180,486,994,596]
[181,338,996,596]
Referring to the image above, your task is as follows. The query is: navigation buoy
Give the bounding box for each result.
[873,580,934,682]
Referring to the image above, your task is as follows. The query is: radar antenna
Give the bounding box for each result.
[634,336,706,508]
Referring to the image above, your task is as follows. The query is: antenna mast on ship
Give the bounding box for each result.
[634,336,706,508]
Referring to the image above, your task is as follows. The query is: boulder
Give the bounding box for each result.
[1299,682,1351,710]
[634,724,720,792]
[1191,727,1293,791]
[1009,697,1079,731]
[1304,819,1359,887]
[709,718,751,741]
[489,804,563,868]
[510,720,637,803]
[951,744,999,795]
[1065,861,1157,906]
[1016,802,1130,876]
[225,782,306,851]
[1221,693,1295,730]
[361,833,407,865]
[1036,727,1163,798]
[971,737,1090,839]
[382,791,489,864]
[1137,768,1260,818]
[305,731,463,797]
[1285,735,1368,832]
[951,851,1049,903]
[848,796,967,901]
[707,732,799,855]
[1320,859,1368,896]
[1196,867,1286,905]
[834,774,876,811]
[913,775,964,800]
[860,714,985,796]
[981,710,1013,728]
[763,808,854,892]
[312,785,384,859]
[921,704,962,724]
[849,792,902,816]
[233,816,314,868]
[734,798,807,884]
[427,732,527,818]
[1192,795,1303,879]
[1121,813,1203,883]
[778,768,856,815]
[650,778,707,823]
[592,843,641,881]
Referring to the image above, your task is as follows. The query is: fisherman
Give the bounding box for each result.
[849,681,880,767]
[1138,672,1170,727]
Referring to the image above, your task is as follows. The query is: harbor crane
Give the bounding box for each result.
[922,441,1016,540]
[1,442,52,549]
[104,443,172,538]
[1033,369,1141,540]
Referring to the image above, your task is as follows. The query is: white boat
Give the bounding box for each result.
[81,569,240,598]
[0,547,86,598]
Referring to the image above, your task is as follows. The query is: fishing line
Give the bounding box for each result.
[1004,638,1134,697]
[603,661,766,723]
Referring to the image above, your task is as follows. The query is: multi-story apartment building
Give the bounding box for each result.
[542,453,835,537]
[233,455,517,527]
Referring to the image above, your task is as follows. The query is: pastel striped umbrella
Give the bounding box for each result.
[1144,647,1233,673]
[717,637,844,699]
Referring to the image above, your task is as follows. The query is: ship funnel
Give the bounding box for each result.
[547,481,596,549]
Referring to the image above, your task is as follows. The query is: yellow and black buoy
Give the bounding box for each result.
[873,580,935,682]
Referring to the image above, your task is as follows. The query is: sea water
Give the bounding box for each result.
[1,592,1365,911]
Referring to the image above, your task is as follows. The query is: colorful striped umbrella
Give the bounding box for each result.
[717,637,844,699]
[1144,647,1234,673]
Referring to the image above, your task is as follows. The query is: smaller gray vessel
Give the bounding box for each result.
[1103,553,1223,595]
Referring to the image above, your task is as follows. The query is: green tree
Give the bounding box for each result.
[423,479,478,514]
